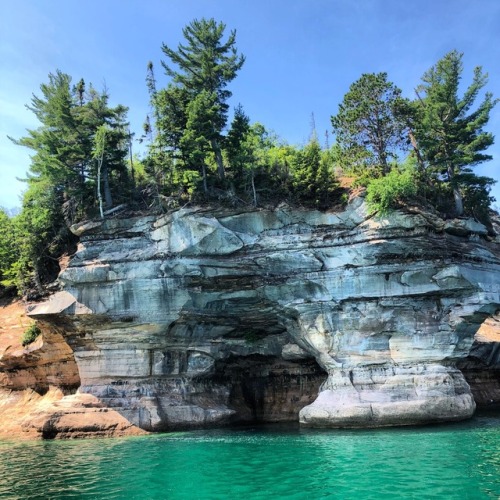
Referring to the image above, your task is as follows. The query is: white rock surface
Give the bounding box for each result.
[29,200,500,429]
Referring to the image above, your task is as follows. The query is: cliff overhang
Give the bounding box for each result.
[17,198,500,433]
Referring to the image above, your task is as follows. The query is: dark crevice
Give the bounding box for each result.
[212,355,326,423]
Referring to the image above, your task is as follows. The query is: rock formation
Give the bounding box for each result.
[0,299,145,438]
[12,198,500,432]
[459,314,500,407]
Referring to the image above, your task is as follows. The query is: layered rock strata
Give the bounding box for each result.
[0,300,144,438]
[459,315,500,407]
[27,199,500,429]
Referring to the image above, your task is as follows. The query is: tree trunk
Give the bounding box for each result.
[97,155,104,219]
[408,129,425,172]
[447,164,464,216]
[128,131,135,189]
[33,259,44,295]
[453,186,464,216]
[211,138,225,181]
[103,164,113,207]
[251,170,257,207]
[202,163,208,193]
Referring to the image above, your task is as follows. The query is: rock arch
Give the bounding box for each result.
[28,201,500,430]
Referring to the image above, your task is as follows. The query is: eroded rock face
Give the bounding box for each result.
[0,388,146,439]
[0,298,80,396]
[28,199,500,429]
[458,315,500,407]
[0,322,80,394]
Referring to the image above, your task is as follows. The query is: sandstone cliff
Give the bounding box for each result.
[3,198,500,436]
[0,299,145,438]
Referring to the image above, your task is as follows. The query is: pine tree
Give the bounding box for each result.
[413,50,498,216]
[13,71,130,221]
[291,138,335,208]
[157,18,245,185]
[225,104,251,184]
[81,86,130,208]
[10,71,130,293]
[331,73,408,175]
[12,71,85,214]
[0,209,18,289]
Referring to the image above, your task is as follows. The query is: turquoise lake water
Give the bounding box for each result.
[1,413,499,499]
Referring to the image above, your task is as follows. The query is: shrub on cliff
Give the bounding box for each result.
[366,164,417,213]
[22,323,41,347]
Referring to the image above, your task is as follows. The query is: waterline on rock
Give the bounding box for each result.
[1,412,499,499]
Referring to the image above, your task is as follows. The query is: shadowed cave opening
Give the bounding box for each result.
[156,344,327,426]
[162,301,327,426]
[210,354,326,423]
[44,296,500,432]
[458,310,500,408]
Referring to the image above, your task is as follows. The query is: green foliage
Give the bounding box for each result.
[5,40,499,303]
[366,164,418,213]
[459,173,496,224]
[9,71,130,294]
[151,83,190,181]
[291,138,337,208]
[226,104,252,182]
[12,179,69,294]
[332,73,409,174]
[93,124,108,217]
[177,169,203,198]
[180,90,224,191]
[13,71,130,224]
[217,115,296,205]
[161,18,245,98]
[333,52,497,221]
[21,322,41,347]
[147,17,245,196]
[413,50,498,216]
[0,210,18,289]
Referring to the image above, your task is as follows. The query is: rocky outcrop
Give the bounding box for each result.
[0,299,145,438]
[0,320,80,393]
[0,388,146,439]
[458,315,500,407]
[25,198,500,430]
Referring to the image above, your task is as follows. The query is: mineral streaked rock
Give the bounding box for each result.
[0,388,146,439]
[459,314,500,407]
[27,291,92,316]
[28,199,500,429]
[0,319,80,393]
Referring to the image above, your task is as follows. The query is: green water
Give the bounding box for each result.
[1,414,499,499]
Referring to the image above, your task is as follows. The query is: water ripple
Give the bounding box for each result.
[0,414,499,499]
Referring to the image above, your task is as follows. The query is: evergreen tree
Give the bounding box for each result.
[12,71,86,216]
[180,90,224,193]
[13,71,130,221]
[144,62,188,197]
[13,180,68,294]
[10,71,130,293]
[331,73,408,175]
[226,104,251,184]
[153,84,190,162]
[291,138,335,208]
[230,123,293,206]
[235,122,268,206]
[74,83,130,209]
[0,210,18,289]
[156,18,245,185]
[413,50,498,216]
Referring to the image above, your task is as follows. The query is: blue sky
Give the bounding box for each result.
[1,0,499,210]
